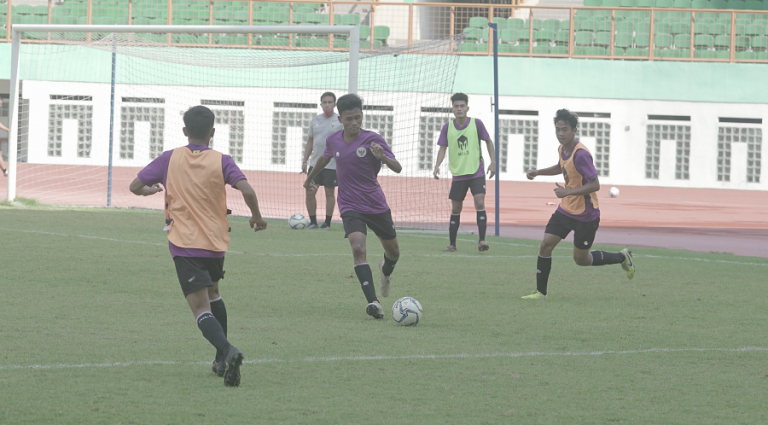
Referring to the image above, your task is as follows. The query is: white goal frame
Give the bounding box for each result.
[6,24,361,201]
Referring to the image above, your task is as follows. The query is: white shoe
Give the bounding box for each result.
[365,300,384,319]
[379,260,391,298]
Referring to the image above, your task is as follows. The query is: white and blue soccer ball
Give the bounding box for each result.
[392,297,423,326]
[288,213,310,229]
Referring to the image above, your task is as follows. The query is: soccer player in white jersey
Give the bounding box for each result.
[301,92,340,229]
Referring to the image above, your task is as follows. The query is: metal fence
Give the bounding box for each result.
[4,0,768,62]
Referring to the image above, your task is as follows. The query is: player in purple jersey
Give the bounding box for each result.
[129,106,267,385]
[433,93,496,253]
[304,94,403,319]
[522,109,635,300]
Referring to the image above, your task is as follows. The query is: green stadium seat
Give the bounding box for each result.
[460,42,481,52]
[655,32,674,47]
[586,45,609,54]
[13,4,33,14]
[695,22,710,33]
[670,22,691,34]
[655,22,673,33]
[32,5,47,16]
[498,44,516,53]
[536,29,556,42]
[373,25,390,42]
[691,0,711,7]
[499,29,517,43]
[710,0,728,8]
[577,19,597,31]
[635,32,651,47]
[550,45,569,53]
[637,0,655,6]
[560,19,570,31]
[621,0,638,6]
[727,0,746,9]
[594,32,611,46]
[507,18,525,30]
[735,34,751,48]
[675,33,692,46]
[463,27,485,42]
[673,0,692,7]
[744,0,762,9]
[694,33,715,46]
[575,31,594,45]
[616,31,634,48]
[616,21,634,33]
[626,47,650,55]
[735,50,757,57]
[492,17,507,28]
[524,19,544,30]
[746,22,765,35]
[542,19,560,32]
[656,0,674,7]
[469,16,489,28]
[714,33,731,47]
[596,20,612,32]
[512,43,531,53]
[603,0,621,6]
[636,21,651,33]
[584,0,602,6]
[359,25,370,39]
[555,30,570,44]
[669,48,691,56]
[532,44,550,53]
[709,23,728,34]
[513,28,532,42]
[752,34,768,48]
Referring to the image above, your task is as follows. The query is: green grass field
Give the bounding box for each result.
[1,206,767,424]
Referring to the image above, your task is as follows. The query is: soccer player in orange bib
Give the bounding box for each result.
[522,109,634,299]
[129,106,267,385]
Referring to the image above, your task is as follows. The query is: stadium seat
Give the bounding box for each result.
[655,22,673,34]
[626,47,650,55]
[373,26,390,43]
[656,0,675,7]
[603,0,621,6]
[575,31,595,45]
[694,49,729,57]
[499,29,517,43]
[532,45,550,53]
[359,25,371,39]
[695,23,711,33]
[596,20,612,32]
[616,21,634,33]
[670,22,691,34]
[507,18,525,30]
[673,0,693,7]
[621,0,639,6]
[691,0,711,7]
[727,0,746,9]
[746,23,765,35]
[586,45,609,54]
[555,30,571,45]
[752,34,768,49]
[637,0,655,6]
[594,32,611,46]
[469,16,489,28]
[655,32,674,47]
[498,44,516,53]
[694,33,715,46]
[635,32,651,47]
[584,0,602,6]
[513,28,532,42]
[524,18,544,30]
[710,0,728,8]
[735,34,751,48]
[674,33,692,46]
[709,23,728,34]
[616,32,634,48]
[543,19,560,32]
[577,19,597,31]
[536,29,556,42]
[744,0,762,9]
[551,45,569,54]
[512,43,531,53]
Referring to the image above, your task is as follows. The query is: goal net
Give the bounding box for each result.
[6,25,462,229]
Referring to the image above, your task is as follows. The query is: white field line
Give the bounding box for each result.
[3,227,768,266]
[2,347,766,371]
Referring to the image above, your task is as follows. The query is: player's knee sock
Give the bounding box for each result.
[382,254,397,276]
[590,251,625,266]
[196,311,231,354]
[354,263,378,303]
[324,215,332,226]
[537,255,552,295]
[210,297,228,360]
[449,214,460,246]
[309,215,317,225]
[476,209,487,241]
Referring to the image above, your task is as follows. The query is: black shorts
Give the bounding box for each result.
[545,210,600,250]
[308,166,338,188]
[448,176,486,201]
[341,209,397,240]
[173,256,225,297]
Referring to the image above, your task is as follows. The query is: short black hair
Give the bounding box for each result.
[554,109,578,129]
[336,93,363,116]
[450,93,469,105]
[320,91,336,103]
[184,106,215,139]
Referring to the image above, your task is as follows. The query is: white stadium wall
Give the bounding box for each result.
[19,80,766,191]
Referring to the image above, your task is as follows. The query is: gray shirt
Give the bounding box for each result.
[308,113,340,170]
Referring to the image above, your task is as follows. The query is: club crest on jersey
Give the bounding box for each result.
[356,147,367,157]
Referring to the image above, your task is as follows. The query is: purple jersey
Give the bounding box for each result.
[557,142,600,222]
[437,118,491,181]
[324,129,395,215]
[137,143,247,258]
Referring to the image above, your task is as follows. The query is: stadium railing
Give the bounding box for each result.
[1,0,767,63]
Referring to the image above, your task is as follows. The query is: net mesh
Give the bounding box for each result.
[8,28,463,229]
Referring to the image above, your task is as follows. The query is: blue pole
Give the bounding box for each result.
[107,35,116,207]
[489,23,501,237]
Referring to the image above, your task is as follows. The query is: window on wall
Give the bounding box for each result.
[47,95,93,158]
[717,126,762,184]
[574,112,611,177]
[362,105,394,147]
[120,98,165,160]
[418,107,451,171]
[645,118,691,180]
[0,94,9,117]
[202,100,246,164]
[498,110,539,173]
[271,102,315,165]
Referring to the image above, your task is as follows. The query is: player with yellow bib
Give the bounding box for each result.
[522,109,635,300]
[433,93,497,252]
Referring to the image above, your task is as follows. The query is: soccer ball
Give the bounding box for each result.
[609,187,620,198]
[392,297,423,326]
[288,213,309,229]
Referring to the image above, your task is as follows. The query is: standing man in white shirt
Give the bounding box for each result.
[301,92,340,229]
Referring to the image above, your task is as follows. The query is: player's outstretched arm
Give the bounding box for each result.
[554,176,600,198]
[484,138,497,179]
[301,136,314,174]
[304,155,329,190]
[526,164,561,180]
[235,179,267,231]
[433,145,447,179]
[129,177,163,196]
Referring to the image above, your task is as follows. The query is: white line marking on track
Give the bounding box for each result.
[2,347,766,371]
[4,228,767,265]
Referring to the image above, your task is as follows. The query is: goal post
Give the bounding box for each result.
[6,24,460,229]
[6,24,360,201]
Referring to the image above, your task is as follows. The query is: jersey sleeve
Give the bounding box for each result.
[323,135,334,159]
[137,150,172,186]
[437,122,449,147]
[222,155,247,186]
[573,149,598,181]
[475,119,491,141]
